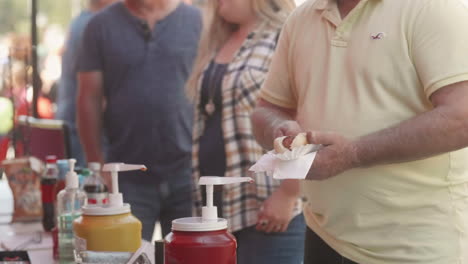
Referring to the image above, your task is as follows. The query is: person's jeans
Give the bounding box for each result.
[119,180,192,241]
[234,214,306,264]
[304,227,358,264]
[68,128,86,167]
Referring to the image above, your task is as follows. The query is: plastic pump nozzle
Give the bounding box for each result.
[199,177,253,221]
[102,163,147,208]
[65,159,78,189]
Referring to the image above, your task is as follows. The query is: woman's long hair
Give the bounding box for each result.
[186,0,295,99]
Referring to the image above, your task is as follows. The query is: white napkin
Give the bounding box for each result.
[249,144,320,180]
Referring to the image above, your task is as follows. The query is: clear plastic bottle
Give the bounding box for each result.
[79,168,90,189]
[83,163,108,206]
[41,155,59,231]
[57,159,87,264]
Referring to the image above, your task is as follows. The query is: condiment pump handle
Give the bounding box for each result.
[199,177,254,221]
[102,163,147,207]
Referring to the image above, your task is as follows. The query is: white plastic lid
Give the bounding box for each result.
[82,203,131,215]
[172,217,228,232]
[65,159,78,189]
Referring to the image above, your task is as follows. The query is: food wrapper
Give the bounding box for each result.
[1,157,44,222]
[74,240,155,264]
[249,144,321,180]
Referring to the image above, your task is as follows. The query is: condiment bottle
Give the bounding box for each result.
[73,163,146,253]
[41,155,59,231]
[82,162,108,206]
[164,176,253,264]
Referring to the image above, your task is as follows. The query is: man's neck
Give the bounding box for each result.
[337,0,361,19]
[125,0,180,29]
[89,1,104,12]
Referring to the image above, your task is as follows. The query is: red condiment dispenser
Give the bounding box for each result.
[164,176,253,264]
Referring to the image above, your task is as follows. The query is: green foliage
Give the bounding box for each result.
[0,0,74,36]
[0,0,29,35]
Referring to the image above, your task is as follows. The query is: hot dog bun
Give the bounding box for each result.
[274,136,289,154]
[291,133,308,149]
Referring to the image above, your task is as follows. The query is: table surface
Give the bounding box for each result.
[0,180,157,264]
[0,222,55,264]
[1,178,55,263]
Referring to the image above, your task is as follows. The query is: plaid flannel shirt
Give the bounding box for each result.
[192,24,301,232]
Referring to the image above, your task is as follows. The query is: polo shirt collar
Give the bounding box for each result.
[314,0,381,10]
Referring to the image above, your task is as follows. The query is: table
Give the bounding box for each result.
[0,222,54,264]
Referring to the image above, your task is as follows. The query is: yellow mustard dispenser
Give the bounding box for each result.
[73,163,146,253]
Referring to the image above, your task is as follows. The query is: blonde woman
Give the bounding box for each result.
[187,0,305,263]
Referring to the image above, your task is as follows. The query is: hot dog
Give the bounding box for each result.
[273,133,308,154]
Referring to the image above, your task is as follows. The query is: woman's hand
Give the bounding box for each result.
[256,187,297,233]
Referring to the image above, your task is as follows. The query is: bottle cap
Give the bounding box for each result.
[81,168,91,178]
[82,163,146,216]
[46,155,57,164]
[88,162,101,172]
[171,176,253,232]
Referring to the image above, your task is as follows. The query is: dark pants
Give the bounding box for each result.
[119,179,192,241]
[304,227,358,264]
[234,214,306,264]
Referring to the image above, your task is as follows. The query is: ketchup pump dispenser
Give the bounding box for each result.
[164,176,253,264]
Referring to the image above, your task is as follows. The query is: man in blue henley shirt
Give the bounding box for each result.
[77,0,201,240]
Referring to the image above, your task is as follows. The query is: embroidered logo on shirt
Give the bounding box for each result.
[371,32,386,40]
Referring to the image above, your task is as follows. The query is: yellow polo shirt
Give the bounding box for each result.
[260,0,468,263]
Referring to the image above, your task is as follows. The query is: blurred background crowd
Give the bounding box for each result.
[0,0,305,148]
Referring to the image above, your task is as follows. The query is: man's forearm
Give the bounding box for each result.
[77,96,104,164]
[353,104,468,168]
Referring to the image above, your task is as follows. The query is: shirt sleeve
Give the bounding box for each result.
[411,0,468,97]
[78,17,103,72]
[259,16,297,109]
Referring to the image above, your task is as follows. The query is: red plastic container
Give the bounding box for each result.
[164,177,253,264]
[165,225,236,264]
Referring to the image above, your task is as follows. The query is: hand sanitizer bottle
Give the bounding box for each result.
[56,159,87,263]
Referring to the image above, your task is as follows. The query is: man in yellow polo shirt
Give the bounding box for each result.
[252,0,468,263]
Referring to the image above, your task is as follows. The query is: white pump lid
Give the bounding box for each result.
[82,163,147,216]
[172,176,253,232]
[65,159,78,189]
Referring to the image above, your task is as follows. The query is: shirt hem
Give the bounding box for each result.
[303,205,463,264]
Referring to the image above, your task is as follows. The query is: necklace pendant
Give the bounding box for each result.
[205,102,216,116]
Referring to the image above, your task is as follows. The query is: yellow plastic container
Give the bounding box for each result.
[73,163,147,253]
[73,212,142,252]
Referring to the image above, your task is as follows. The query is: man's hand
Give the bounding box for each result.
[306,131,358,181]
[252,99,297,150]
[272,120,303,138]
